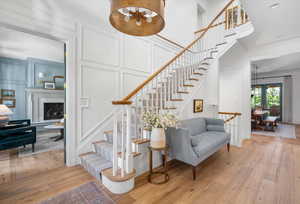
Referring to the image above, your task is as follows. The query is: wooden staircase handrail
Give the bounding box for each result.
[218,112,242,116]
[194,21,226,34]
[155,34,195,53]
[218,112,242,123]
[112,0,236,105]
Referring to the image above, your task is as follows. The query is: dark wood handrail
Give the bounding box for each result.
[112,0,236,105]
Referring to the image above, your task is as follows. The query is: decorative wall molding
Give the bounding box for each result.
[81,26,120,67]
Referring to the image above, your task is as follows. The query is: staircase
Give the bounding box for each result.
[79,0,249,194]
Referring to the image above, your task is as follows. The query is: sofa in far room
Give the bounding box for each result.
[166,117,230,180]
[0,119,36,152]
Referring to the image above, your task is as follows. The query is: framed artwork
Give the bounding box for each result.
[1,98,16,108]
[1,89,15,98]
[193,99,203,113]
[44,81,56,89]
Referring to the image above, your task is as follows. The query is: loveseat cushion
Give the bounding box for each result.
[207,125,225,132]
[180,118,206,136]
[192,131,230,157]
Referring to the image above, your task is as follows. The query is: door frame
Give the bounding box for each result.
[0,23,78,166]
[252,83,283,120]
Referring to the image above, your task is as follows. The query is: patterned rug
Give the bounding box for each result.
[40,182,115,204]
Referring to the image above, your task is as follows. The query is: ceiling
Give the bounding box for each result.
[0,27,64,62]
[242,0,300,46]
[252,52,300,73]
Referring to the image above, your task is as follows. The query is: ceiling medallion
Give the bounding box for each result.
[109,0,165,36]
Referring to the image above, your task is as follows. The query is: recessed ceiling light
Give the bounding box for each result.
[270,3,280,9]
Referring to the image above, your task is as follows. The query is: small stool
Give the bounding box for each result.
[148,146,169,184]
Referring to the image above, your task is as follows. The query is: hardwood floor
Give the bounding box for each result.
[0,149,65,185]
[1,129,300,204]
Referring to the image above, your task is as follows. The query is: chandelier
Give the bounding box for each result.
[109,0,165,36]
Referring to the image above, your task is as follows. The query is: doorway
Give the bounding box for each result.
[0,27,67,184]
[252,83,282,120]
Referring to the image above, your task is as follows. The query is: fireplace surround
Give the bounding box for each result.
[26,88,64,123]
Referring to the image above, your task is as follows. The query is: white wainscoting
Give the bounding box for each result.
[80,65,119,139]
[122,35,152,73]
[81,27,120,67]
[153,44,176,72]
[77,24,181,155]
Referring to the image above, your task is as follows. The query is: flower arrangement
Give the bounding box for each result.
[142,111,178,130]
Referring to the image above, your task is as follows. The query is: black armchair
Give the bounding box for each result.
[0,120,36,152]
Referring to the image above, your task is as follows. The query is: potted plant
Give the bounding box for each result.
[142,111,178,148]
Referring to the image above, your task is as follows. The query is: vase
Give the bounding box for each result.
[150,128,166,148]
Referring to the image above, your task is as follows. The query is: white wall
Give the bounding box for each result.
[219,42,251,145]
[160,0,198,46]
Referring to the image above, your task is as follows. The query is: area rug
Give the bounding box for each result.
[252,124,296,139]
[40,182,115,204]
[18,130,64,157]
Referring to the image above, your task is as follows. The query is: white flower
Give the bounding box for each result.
[142,111,178,129]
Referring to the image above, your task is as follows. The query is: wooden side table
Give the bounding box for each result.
[148,146,169,184]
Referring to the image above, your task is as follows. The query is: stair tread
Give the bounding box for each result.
[201,62,210,66]
[225,33,237,37]
[92,140,107,145]
[132,138,150,144]
[104,130,113,134]
[102,168,136,182]
[163,107,177,110]
[80,153,112,172]
[79,152,95,157]
[117,151,141,158]
[216,42,227,46]
[193,72,203,75]
[189,78,199,81]
[177,91,189,94]
[183,84,194,87]
[170,98,184,101]
[197,67,208,70]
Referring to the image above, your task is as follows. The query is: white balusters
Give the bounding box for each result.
[125,105,133,173]
[112,108,119,176]
[218,112,241,146]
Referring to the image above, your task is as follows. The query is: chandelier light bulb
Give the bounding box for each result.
[122,8,129,14]
[136,20,142,26]
[145,10,153,16]
[124,15,130,22]
[146,17,152,23]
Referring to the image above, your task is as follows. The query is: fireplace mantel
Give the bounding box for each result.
[26,88,65,123]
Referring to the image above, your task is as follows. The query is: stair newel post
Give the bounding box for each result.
[112,108,119,176]
[125,104,133,174]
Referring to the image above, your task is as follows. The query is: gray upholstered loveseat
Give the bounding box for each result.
[166,117,230,180]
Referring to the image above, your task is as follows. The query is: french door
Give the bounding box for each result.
[251,83,282,120]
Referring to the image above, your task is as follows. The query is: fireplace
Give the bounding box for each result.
[44,103,64,120]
